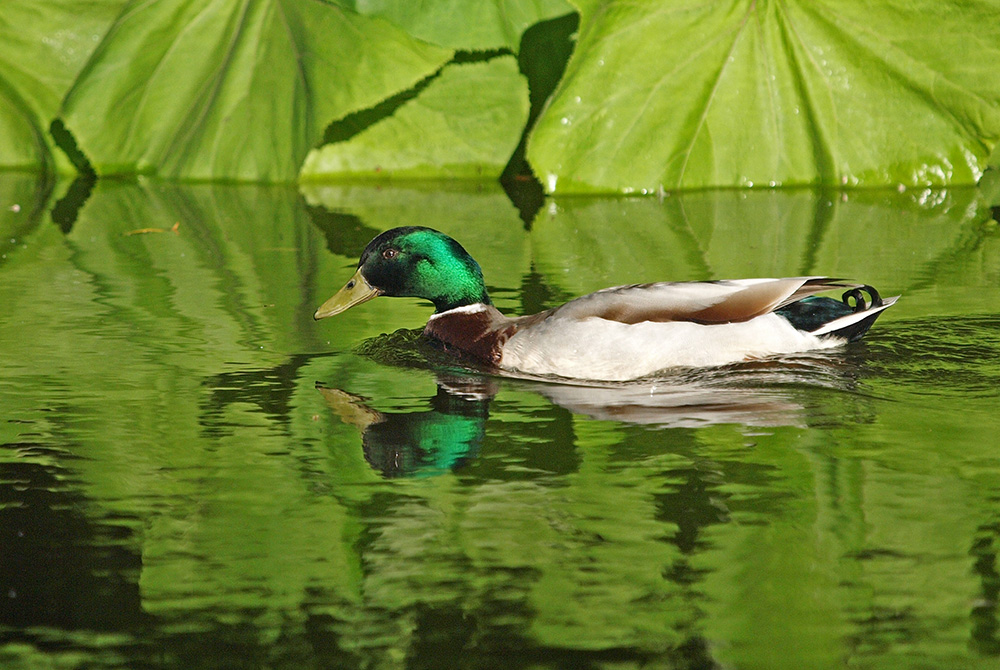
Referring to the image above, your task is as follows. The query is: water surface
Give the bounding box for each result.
[2,173,1000,669]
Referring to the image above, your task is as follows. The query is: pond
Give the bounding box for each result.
[2,172,1000,669]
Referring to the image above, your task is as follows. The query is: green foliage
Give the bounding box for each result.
[60,0,453,181]
[301,58,530,180]
[529,0,1000,193]
[333,0,573,50]
[0,0,124,172]
[1,0,999,191]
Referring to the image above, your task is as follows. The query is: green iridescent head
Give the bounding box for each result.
[314,227,491,319]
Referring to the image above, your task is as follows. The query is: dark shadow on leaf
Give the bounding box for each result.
[323,71,437,146]
[49,119,94,176]
[48,119,97,233]
[502,11,579,227]
[322,49,511,146]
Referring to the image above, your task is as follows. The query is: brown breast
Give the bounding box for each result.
[423,305,519,367]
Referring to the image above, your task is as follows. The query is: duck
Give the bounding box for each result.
[314,226,898,382]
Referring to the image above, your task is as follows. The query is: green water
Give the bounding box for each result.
[2,173,1000,669]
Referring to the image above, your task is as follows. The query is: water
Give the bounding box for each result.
[2,173,1000,669]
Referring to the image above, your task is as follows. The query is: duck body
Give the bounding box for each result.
[315,227,898,382]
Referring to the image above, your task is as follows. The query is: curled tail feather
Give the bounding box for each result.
[778,285,898,342]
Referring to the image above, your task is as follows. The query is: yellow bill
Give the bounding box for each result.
[314,268,380,320]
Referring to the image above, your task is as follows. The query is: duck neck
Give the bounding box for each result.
[416,249,491,313]
[433,284,491,313]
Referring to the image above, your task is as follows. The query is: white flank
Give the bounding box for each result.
[499,313,839,382]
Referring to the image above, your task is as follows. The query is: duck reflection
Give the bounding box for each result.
[317,376,496,478]
[523,352,870,428]
[528,377,805,428]
[316,354,868,478]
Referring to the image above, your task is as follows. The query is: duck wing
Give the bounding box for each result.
[540,277,861,325]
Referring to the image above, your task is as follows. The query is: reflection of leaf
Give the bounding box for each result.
[0,173,57,264]
[301,183,531,304]
[334,0,574,51]
[64,180,334,353]
[0,0,123,171]
[61,0,452,181]
[7,177,1000,668]
[806,189,1000,307]
[301,58,529,181]
[532,189,995,315]
[529,1,1000,193]
[530,198,710,294]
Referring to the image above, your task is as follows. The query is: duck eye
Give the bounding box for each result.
[382,248,398,260]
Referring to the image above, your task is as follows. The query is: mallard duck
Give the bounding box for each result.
[314,227,898,382]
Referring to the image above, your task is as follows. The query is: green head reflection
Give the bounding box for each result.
[318,376,495,478]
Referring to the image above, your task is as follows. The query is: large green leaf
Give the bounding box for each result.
[528,0,1000,193]
[334,0,574,51]
[61,0,453,181]
[301,57,529,181]
[0,1,124,171]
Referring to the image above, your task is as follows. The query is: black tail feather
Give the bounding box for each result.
[777,285,894,342]
[829,285,885,341]
[841,285,883,312]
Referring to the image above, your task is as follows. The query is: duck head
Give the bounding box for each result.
[314,227,492,319]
